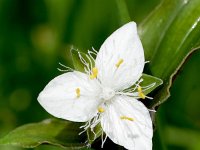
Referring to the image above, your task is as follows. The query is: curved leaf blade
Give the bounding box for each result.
[150,47,200,107]
[0,119,87,149]
[139,0,200,107]
[150,0,200,79]
[138,0,187,60]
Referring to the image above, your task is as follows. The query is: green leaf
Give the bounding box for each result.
[0,118,88,149]
[138,0,200,108]
[44,0,74,38]
[115,0,131,25]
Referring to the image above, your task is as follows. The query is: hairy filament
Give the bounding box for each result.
[101,134,108,148]
[88,50,96,63]
[85,54,93,70]
[123,78,143,93]
[92,47,98,54]
[148,109,156,112]
[78,51,91,74]
[57,62,74,72]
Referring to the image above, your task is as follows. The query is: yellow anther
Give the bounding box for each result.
[139,92,146,99]
[115,59,124,68]
[137,86,146,99]
[90,67,98,79]
[98,107,105,113]
[76,88,80,98]
[137,86,142,93]
[120,116,134,121]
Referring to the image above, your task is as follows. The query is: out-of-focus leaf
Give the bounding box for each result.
[0,118,88,149]
[115,0,131,25]
[165,126,200,149]
[138,0,200,108]
[44,0,74,37]
[153,130,167,150]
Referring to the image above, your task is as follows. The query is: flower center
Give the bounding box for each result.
[102,87,115,101]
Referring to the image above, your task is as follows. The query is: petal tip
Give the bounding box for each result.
[123,21,137,32]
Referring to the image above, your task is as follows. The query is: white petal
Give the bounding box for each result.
[38,71,101,122]
[95,22,144,91]
[101,96,152,150]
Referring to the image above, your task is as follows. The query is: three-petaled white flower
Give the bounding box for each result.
[38,21,153,150]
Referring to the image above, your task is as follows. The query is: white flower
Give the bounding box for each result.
[38,22,153,150]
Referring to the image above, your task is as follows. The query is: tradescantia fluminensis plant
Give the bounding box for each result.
[0,0,200,149]
[37,22,162,150]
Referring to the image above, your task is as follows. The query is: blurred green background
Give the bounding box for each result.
[0,0,200,150]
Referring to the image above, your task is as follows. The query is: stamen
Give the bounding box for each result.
[122,78,144,93]
[98,107,105,113]
[79,114,101,138]
[139,92,146,99]
[85,54,93,70]
[115,59,124,68]
[88,50,97,62]
[90,67,98,79]
[92,47,98,54]
[78,51,91,75]
[76,88,80,98]
[101,134,108,148]
[57,62,74,72]
[120,116,134,121]
[79,120,91,135]
[137,86,146,99]
[148,109,156,112]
